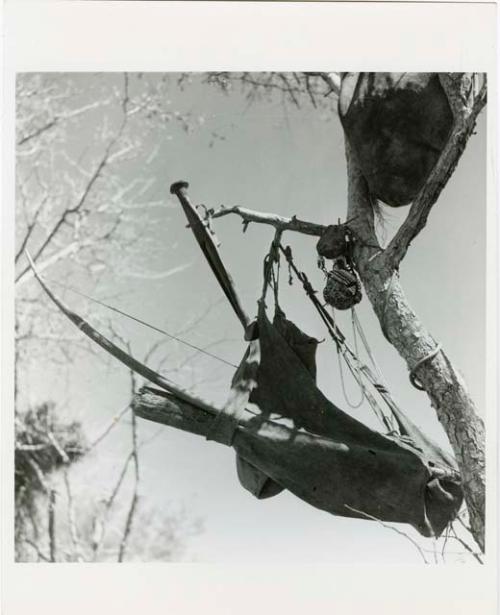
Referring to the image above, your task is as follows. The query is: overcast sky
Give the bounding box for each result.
[19,73,486,563]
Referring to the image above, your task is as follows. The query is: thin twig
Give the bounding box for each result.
[16,72,131,283]
[17,118,59,146]
[118,346,140,563]
[91,450,134,559]
[15,197,46,264]
[441,522,451,563]
[48,489,56,562]
[455,512,474,535]
[305,72,341,97]
[26,456,50,493]
[344,504,429,564]
[63,469,85,562]
[449,526,483,564]
[24,538,50,562]
[46,430,70,463]
[86,404,130,452]
[117,492,139,562]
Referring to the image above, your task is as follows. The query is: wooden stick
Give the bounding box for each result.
[211,205,326,237]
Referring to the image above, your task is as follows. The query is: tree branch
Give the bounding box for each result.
[344,504,429,564]
[448,527,483,564]
[344,141,485,553]
[210,205,326,237]
[15,197,46,264]
[86,404,130,452]
[24,538,50,562]
[63,469,85,562]
[305,72,341,97]
[16,73,131,283]
[118,348,140,563]
[48,489,56,562]
[385,74,487,269]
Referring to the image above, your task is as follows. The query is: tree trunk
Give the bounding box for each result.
[345,145,485,552]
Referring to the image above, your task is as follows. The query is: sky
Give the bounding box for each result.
[17,73,486,564]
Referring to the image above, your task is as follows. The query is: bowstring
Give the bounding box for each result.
[46,279,238,369]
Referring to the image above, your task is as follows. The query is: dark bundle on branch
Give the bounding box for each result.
[15,402,86,499]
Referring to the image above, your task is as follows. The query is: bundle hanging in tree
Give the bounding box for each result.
[323,258,362,310]
[339,72,454,207]
[316,223,351,259]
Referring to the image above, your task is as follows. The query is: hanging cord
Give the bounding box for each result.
[351,307,395,399]
[272,245,281,310]
[331,303,387,424]
[352,308,384,381]
[341,345,396,432]
[350,309,398,432]
[330,306,365,409]
[409,344,443,391]
[280,244,398,434]
[260,229,283,311]
[45,279,238,368]
[337,350,364,409]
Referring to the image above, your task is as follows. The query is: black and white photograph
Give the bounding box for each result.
[13,70,487,563]
[1,2,497,615]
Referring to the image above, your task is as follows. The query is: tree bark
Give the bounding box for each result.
[345,144,485,552]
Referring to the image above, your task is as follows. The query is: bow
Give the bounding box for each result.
[25,250,218,417]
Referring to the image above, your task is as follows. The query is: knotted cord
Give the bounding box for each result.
[409,344,443,391]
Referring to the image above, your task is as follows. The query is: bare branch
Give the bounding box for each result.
[63,469,85,562]
[211,205,326,237]
[17,95,113,146]
[91,450,134,559]
[17,117,59,147]
[46,430,70,464]
[305,72,341,97]
[86,405,130,452]
[26,456,50,493]
[16,74,131,283]
[344,504,429,564]
[118,344,141,562]
[449,526,483,564]
[91,420,162,560]
[15,196,46,264]
[48,489,56,562]
[24,538,50,562]
[16,241,85,287]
